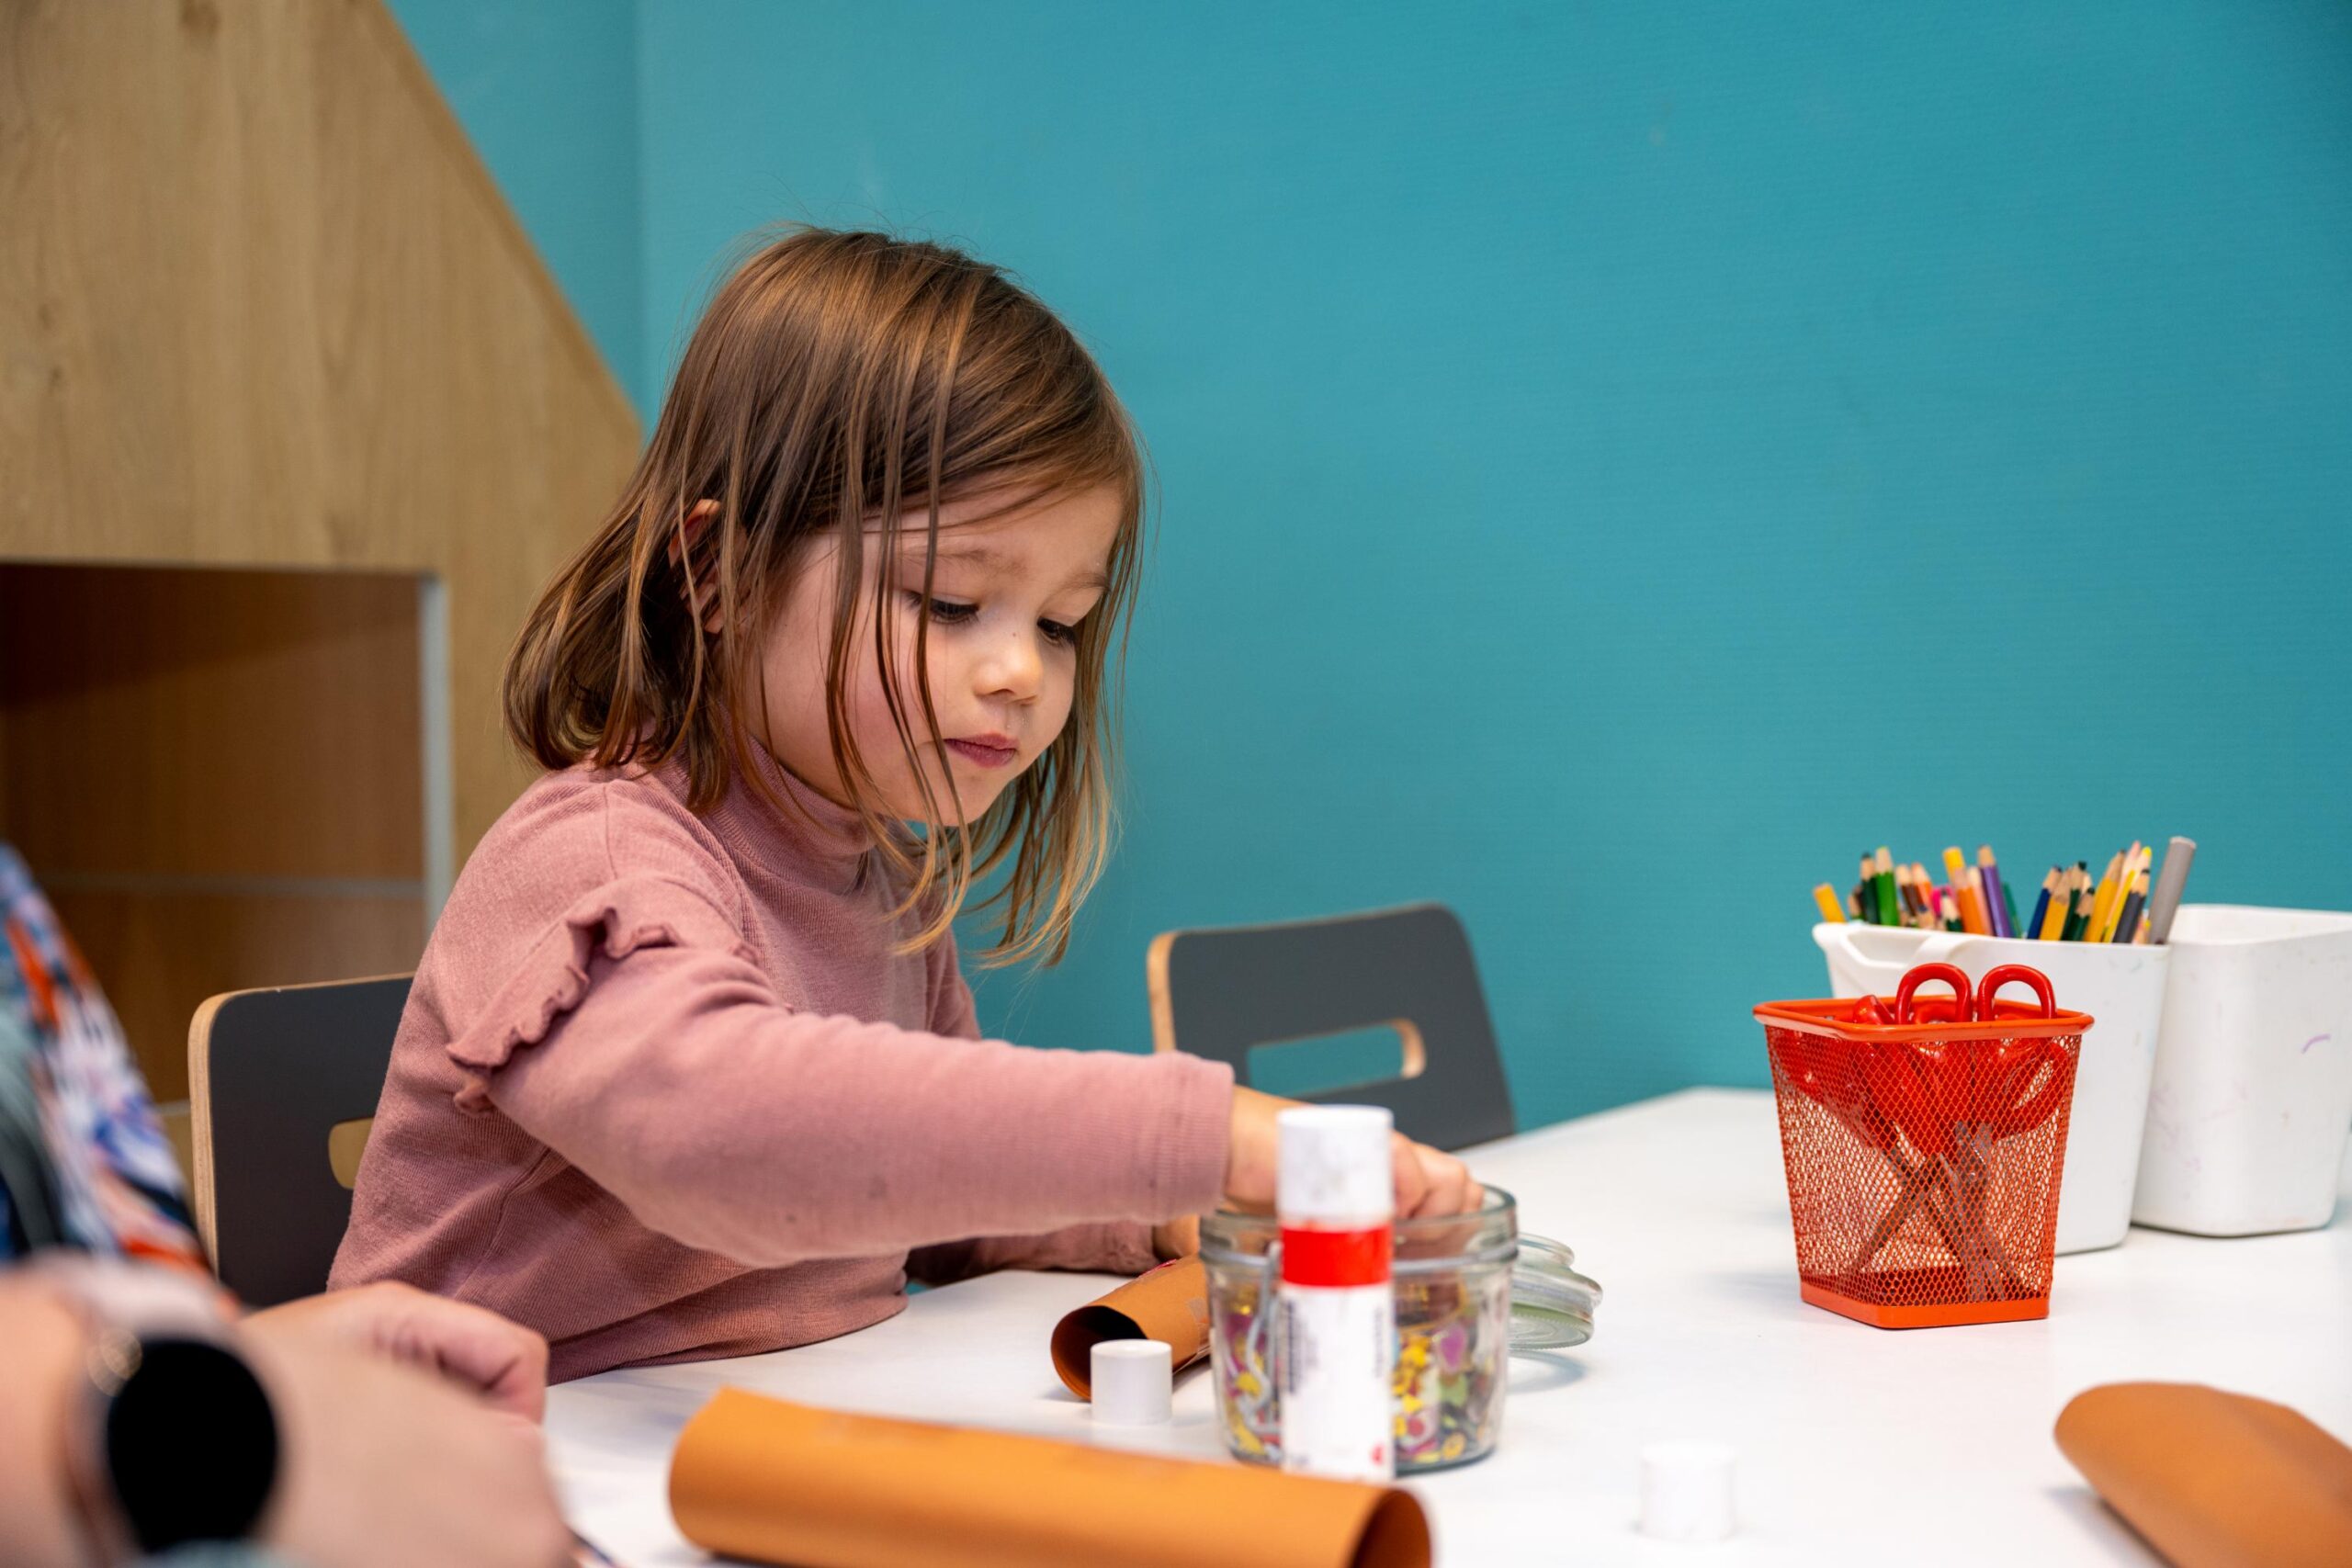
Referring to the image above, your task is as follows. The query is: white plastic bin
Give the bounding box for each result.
[2132,905,2352,1235]
[1814,922,2168,1255]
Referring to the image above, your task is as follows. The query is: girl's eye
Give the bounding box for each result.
[910,592,978,625]
[1038,617,1078,647]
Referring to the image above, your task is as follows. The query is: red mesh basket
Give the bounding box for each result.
[1754,963,2089,1328]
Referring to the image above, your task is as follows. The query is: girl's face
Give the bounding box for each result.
[754,486,1122,826]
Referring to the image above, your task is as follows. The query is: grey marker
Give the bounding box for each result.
[2146,835,2198,944]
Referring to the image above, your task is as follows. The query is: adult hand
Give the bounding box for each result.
[244,1317,569,1568]
[1223,1085,1483,1219]
[247,1281,548,1421]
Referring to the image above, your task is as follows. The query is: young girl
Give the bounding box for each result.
[331,230,1475,1381]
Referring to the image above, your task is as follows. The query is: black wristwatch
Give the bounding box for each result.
[40,1259,280,1563]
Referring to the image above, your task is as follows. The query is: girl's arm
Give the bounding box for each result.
[901,946,1173,1285]
[479,900,1234,1269]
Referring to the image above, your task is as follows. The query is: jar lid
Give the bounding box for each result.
[1203,1185,1518,1267]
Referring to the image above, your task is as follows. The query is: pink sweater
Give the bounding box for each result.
[328,749,1234,1382]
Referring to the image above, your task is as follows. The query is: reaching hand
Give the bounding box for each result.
[1222,1085,1482,1219]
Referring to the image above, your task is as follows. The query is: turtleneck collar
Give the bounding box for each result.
[700,739,881,882]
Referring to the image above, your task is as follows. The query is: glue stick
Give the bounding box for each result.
[1276,1105,1396,1482]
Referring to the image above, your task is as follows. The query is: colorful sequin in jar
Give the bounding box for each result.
[1201,1187,1598,1472]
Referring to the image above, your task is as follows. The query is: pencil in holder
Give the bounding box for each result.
[1754,963,2089,1328]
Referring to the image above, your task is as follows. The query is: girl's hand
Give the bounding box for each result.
[1150,1214,1201,1260]
[1223,1085,1483,1219]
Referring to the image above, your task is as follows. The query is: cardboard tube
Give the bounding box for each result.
[669,1389,1430,1568]
[1050,1256,1210,1399]
[2055,1383,2352,1567]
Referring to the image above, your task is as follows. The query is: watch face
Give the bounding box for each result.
[105,1337,278,1552]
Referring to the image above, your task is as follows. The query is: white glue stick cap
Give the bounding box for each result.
[1277,1105,1395,1225]
[1638,1440,1736,1542]
[1090,1339,1173,1426]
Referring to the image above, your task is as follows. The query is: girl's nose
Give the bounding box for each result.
[976,626,1043,703]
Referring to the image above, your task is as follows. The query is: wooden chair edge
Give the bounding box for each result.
[1145,911,1442,1085]
[183,973,414,1272]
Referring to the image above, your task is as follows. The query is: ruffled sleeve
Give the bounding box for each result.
[445,874,752,1113]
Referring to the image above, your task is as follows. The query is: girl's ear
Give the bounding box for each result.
[666,500,726,634]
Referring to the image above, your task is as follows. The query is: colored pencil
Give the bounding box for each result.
[2025,867,2056,942]
[2059,863,2090,939]
[2108,871,2147,947]
[1979,846,2016,939]
[1943,846,1985,934]
[2098,851,2135,949]
[2102,845,2148,942]
[1875,847,1899,927]
[2102,842,2145,942]
[2037,866,2069,939]
[1814,883,1847,924]
[2063,886,2096,942]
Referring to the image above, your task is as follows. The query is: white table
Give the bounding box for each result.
[546,1088,2352,1565]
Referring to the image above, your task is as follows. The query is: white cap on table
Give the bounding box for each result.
[1277,1105,1395,1225]
[1090,1339,1173,1427]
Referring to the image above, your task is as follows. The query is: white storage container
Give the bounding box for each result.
[1814,922,2168,1255]
[2132,905,2352,1235]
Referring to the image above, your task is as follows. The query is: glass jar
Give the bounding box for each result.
[1200,1187,1600,1472]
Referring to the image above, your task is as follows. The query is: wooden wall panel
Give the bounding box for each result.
[46,886,423,1103]
[0,565,424,881]
[1,563,430,1100]
[0,0,640,857]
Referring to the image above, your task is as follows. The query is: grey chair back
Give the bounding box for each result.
[1147,903,1514,1151]
[187,975,410,1306]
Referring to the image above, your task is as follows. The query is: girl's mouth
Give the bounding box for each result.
[944,737,1019,769]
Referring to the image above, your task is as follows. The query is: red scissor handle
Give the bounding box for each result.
[1981,1038,2072,1135]
[1973,964,2055,1021]
[1894,963,1973,1024]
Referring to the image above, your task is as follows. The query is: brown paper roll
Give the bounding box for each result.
[2054,1382,2352,1568]
[669,1388,1430,1568]
[1050,1256,1210,1399]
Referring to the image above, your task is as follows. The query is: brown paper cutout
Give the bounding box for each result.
[2055,1382,2352,1568]
[669,1388,1430,1568]
[1050,1256,1211,1399]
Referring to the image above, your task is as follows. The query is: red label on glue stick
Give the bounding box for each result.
[1277,1225,1394,1289]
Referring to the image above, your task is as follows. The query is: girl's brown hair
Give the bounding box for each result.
[505,228,1144,965]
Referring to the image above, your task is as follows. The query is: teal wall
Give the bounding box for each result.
[407,3,2352,1127]
[388,0,649,410]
